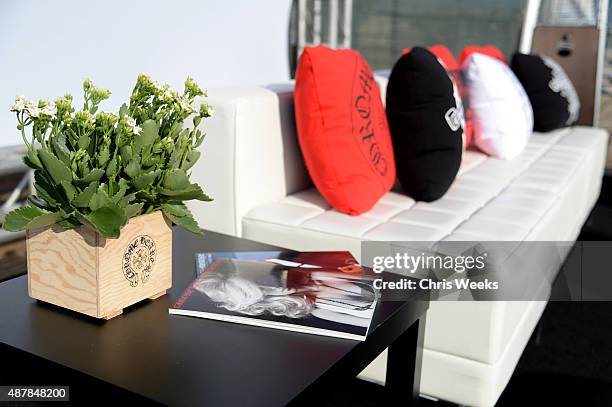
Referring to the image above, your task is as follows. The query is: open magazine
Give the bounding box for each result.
[170,251,380,341]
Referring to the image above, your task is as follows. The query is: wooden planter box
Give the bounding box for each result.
[26,211,172,320]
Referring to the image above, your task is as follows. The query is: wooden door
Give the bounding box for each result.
[531,26,600,126]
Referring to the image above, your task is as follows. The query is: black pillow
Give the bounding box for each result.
[511,53,580,132]
[386,47,463,202]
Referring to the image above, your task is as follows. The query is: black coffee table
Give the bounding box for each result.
[0,228,428,406]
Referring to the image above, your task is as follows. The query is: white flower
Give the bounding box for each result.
[9,95,31,113]
[40,101,56,117]
[125,116,142,135]
[178,97,193,112]
[208,105,215,116]
[28,105,41,118]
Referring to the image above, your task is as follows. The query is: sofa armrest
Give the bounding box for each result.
[187,85,311,236]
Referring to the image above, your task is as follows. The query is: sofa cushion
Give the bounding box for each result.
[243,125,607,269]
[386,47,464,202]
[294,46,395,215]
[511,53,581,132]
[463,53,534,159]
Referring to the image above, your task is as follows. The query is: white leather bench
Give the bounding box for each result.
[188,83,608,406]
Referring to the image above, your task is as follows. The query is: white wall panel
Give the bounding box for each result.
[0,0,291,147]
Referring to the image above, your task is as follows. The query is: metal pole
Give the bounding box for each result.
[0,172,30,214]
[519,0,542,53]
[594,0,609,125]
[329,0,339,48]
[343,0,353,48]
[297,0,307,58]
[313,0,322,45]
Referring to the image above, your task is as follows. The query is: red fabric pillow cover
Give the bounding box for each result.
[429,45,472,148]
[458,45,507,66]
[294,46,395,215]
[401,45,473,147]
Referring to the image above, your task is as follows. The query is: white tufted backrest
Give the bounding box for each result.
[188,76,390,237]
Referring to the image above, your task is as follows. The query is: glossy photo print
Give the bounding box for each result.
[172,252,379,340]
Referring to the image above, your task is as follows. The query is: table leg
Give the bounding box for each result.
[386,315,427,405]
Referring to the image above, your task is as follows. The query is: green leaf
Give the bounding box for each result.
[82,204,128,238]
[161,202,190,217]
[89,187,112,211]
[161,204,202,235]
[152,142,163,154]
[107,178,117,197]
[56,216,80,229]
[75,168,104,185]
[106,156,120,178]
[28,195,52,211]
[135,190,157,201]
[38,148,72,185]
[97,147,110,167]
[3,205,62,232]
[78,134,90,149]
[23,148,43,170]
[111,186,127,204]
[118,178,129,189]
[158,183,212,201]
[119,192,136,207]
[125,159,141,178]
[134,119,159,153]
[194,129,206,148]
[168,132,188,168]
[133,169,161,190]
[169,122,181,138]
[51,136,71,166]
[72,182,99,207]
[163,169,190,191]
[180,150,200,171]
[143,155,160,167]
[34,184,56,206]
[60,180,76,201]
[34,171,62,205]
[125,202,144,218]
[119,103,128,119]
[120,146,132,162]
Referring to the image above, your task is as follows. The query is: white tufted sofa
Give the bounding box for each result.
[187,81,608,406]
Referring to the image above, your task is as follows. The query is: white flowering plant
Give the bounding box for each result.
[3,75,213,238]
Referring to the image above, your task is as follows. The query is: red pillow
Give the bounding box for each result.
[294,46,395,215]
[458,45,507,66]
[428,45,472,148]
[429,45,458,70]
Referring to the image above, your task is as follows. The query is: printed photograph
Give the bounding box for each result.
[173,251,380,339]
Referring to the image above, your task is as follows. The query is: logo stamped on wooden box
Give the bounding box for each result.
[123,235,157,287]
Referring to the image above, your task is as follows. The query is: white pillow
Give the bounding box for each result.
[462,53,533,159]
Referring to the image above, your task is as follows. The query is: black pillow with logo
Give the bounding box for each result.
[511,53,580,132]
[386,46,464,202]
